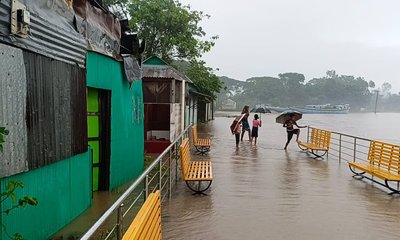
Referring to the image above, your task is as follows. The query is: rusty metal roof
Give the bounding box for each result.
[0,0,86,66]
[142,65,192,83]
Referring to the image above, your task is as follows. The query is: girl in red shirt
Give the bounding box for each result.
[251,114,262,145]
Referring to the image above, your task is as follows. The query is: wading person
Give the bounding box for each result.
[283,113,306,150]
[251,114,262,145]
[230,116,243,147]
[240,105,251,142]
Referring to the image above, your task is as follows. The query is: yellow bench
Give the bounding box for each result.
[192,125,211,154]
[122,191,161,240]
[180,138,213,194]
[298,128,331,158]
[349,141,400,194]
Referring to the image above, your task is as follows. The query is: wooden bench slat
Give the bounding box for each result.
[298,142,328,151]
[122,191,161,240]
[209,162,213,178]
[123,194,155,238]
[204,163,209,178]
[298,128,331,155]
[144,206,161,238]
[130,195,159,239]
[371,160,400,169]
[180,138,213,191]
[349,162,400,181]
[349,141,400,193]
[192,125,211,148]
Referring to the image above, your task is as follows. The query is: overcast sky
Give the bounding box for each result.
[180,0,400,93]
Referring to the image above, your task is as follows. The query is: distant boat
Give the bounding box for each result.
[289,104,350,114]
[267,106,290,113]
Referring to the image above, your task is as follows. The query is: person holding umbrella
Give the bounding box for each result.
[276,111,306,150]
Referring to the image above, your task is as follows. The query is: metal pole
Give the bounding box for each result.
[353,138,357,162]
[159,157,162,191]
[145,175,149,200]
[116,203,124,240]
[307,126,310,142]
[80,125,192,240]
[175,142,179,183]
[339,134,342,163]
[169,148,172,199]
[374,90,379,114]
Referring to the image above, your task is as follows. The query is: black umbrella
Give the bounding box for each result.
[250,106,271,113]
[250,106,271,119]
[275,110,302,124]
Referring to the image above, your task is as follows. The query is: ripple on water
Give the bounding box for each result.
[163,116,400,240]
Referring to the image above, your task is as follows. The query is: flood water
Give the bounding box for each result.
[162,112,400,240]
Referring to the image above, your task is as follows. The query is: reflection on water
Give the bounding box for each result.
[162,113,400,240]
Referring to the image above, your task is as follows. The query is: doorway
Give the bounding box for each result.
[87,88,111,191]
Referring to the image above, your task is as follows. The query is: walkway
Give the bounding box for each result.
[162,116,400,240]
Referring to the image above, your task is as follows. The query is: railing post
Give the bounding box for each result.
[145,174,149,200]
[169,148,172,199]
[116,203,124,240]
[339,134,342,163]
[159,157,162,191]
[353,138,357,162]
[176,141,179,183]
[307,126,310,142]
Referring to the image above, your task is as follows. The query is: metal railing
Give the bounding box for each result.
[80,125,191,240]
[307,126,372,164]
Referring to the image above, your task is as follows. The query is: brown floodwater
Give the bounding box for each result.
[162,113,400,240]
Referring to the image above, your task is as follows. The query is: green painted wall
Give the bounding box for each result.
[0,151,91,240]
[86,52,144,190]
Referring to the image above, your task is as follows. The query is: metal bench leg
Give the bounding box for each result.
[311,150,328,159]
[185,180,212,195]
[385,180,400,195]
[348,165,366,179]
[297,143,308,152]
[195,146,210,155]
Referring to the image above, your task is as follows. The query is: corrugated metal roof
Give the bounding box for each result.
[0,1,9,35]
[0,0,86,66]
[74,0,121,58]
[142,65,192,83]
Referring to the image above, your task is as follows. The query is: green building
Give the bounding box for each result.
[0,1,144,239]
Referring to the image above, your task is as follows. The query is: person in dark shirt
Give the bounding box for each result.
[240,105,251,142]
[283,113,306,150]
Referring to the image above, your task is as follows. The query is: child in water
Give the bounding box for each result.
[251,114,262,145]
[231,116,243,147]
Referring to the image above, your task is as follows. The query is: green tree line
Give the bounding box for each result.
[218,70,399,112]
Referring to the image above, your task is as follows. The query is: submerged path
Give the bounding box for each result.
[162,116,400,240]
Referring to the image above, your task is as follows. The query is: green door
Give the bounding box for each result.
[87,88,111,191]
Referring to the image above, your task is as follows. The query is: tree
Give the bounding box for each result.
[126,0,218,62]
[326,70,338,79]
[278,73,305,87]
[105,0,222,98]
[381,82,392,96]
[0,129,38,240]
[185,60,222,100]
[368,80,375,89]
[1,181,38,240]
